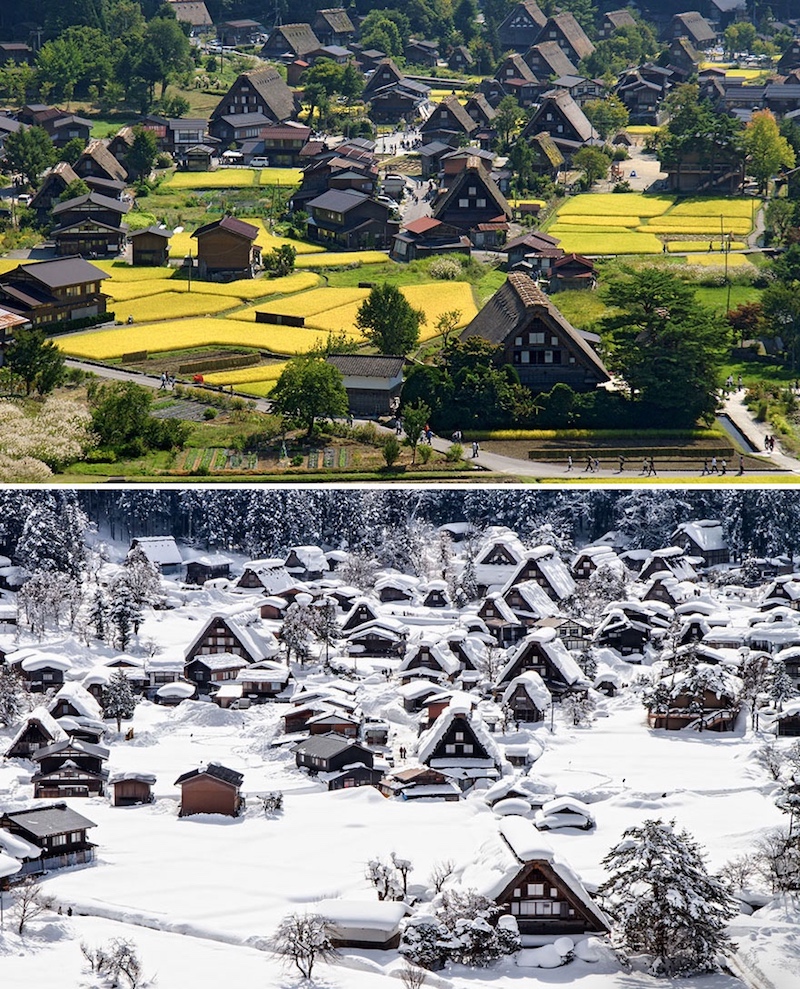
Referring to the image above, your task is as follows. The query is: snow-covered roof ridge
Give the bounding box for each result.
[130,536,183,566]
[6,705,67,753]
[501,671,552,709]
[48,681,103,720]
[416,702,504,770]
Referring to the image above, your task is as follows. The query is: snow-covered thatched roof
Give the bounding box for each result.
[501,671,552,710]
[130,536,182,567]
[505,580,561,620]
[456,816,609,928]
[6,705,67,754]
[499,628,584,687]
[417,700,505,770]
[672,520,726,553]
[48,681,103,720]
[398,637,460,676]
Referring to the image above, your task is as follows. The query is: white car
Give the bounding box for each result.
[376,194,399,210]
[16,193,32,206]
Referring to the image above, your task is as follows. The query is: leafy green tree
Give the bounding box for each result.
[60,136,87,165]
[6,328,65,397]
[58,178,91,202]
[399,399,431,464]
[744,109,796,196]
[264,244,296,277]
[143,14,192,99]
[762,283,800,369]
[382,434,402,466]
[599,268,732,425]
[36,26,113,101]
[269,357,349,437]
[453,0,479,42]
[355,284,425,355]
[126,125,158,179]
[360,10,407,57]
[4,126,57,187]
[574,146,611,186]
[493,95,524,146]
[304,59,345,97]
[724,21,757,56]
[581,23,659,78]
[89,380,187,456]
[303,82,329,128]
[583,95,629,140]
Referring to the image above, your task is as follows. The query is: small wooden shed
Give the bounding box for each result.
[175,762,245,817]
[129,226,172,267]
[109,772,156,806]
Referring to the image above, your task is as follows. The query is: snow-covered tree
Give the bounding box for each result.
[312,597,340,669]
[337,548,379,589]
[17,570,81,635]
[576,648,598,681]
[281,600,314,664]
[600,818,736,976]
[88,589,109,641]
[391,852,413,898]
[15,495,85,577]
[399,916,452,970]
[428,859,455,894]
[435,889,518,967]
[457,544,479,605]
[562,689,596,726]
[270,912,338,980]
[0,665,29,726]
[102,670,136,731]
[12,876,52,935]
[122,545,161,609]
[770,659,797,712]
[366,857,403,900]
[740,652,772,728]
[109,579,142,651]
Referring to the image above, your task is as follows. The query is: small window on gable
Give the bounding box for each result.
[515,336,522,346]
[468,187,477,195]
[527,883,544,896]
[459,198,468,207]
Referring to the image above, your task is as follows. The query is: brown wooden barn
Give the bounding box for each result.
[175,762,245,817]
[109,772,156,806]
[192,215,261,280]
[129,227,172,266]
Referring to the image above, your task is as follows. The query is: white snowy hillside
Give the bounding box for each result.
[1,489,800,989]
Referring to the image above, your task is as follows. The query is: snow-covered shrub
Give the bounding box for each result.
[270,912,338,980]
[262,791,284,815]
[399,915,452,970]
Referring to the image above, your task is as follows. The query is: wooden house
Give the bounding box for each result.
[128,226,172,267]
[50,192,129,258]
[537,13,594,65]
[523,41,578,81]
[420,95,478,147]
[763,576,800,610]
[405,38,439,67]
[399,639,460,681]
[325,354,405,417]
[44,113,92,149]
[497,628,586,696]
[775,700,800,737]
[209,67,296,145]
[391,216,470,262]
[571,545,624,581]
[550,253,596,293]
[417,701,504,783]
[463,817,609,936]
[504,547,576,603]
[449,46,474,72]
[216,19,264,46]
[0,42,32,65]
[503,580,561,626]
[599,9,637,38]
[0,804,97,877]
[185,652,249,694]
[523,89,597,158]
[293,732,374,774]
[313,9,356,47]
[342,598,381,631]
[192,215,261,280]
[503,230,563,273]
[307,710,361,738]
[535,615,592,651]
[672,11,716,49]
[284,545,328,580]
[4,706,67,760]
[498,1,547,51]
[129,535,182,573]
[184,554,233,586]
[502,672,552,723]
[362,60,430,123]
[261,23,321,61]
[671,520,729,567]
[307,188,397,249]
[31,737,110,798]
[778,40,800,76]
[478,593,525,645]
[175,762,245,817]
[29,162,81,220]
[259,121,312,166]
[171,1,213,35]
[48,682,103,721]
[347,619,407,657]
[14,653,71,693]
[73,140,128,184]
[185,613,278,664]
[459,274,609,395]
[0,256,107,330]
[647,666,742,732]
[237,558,295,594]
[432,161,511,248]
[380,765,461,800]
[593,606,652,657]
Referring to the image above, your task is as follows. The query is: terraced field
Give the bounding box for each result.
[548,193,761,255]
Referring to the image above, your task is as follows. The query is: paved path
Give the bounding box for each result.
[67,359,799,480]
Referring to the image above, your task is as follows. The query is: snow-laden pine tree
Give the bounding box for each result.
[600,818,736,976]
[123,545,161,609]
[89,590,109,642]
[102,670,136,731]
[770,659,797,712]
[281,600,314,664]
[109,579,141,652]
[0,665,29,727]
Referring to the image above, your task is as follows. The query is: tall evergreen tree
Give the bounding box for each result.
[102,669,136,731]
[600,819,736,976]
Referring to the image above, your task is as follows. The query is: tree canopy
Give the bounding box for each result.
[6,328,65,396]
[599,268,731,426]
[355,284,425,355]
[4,126,57,187]
[744,110,796,195]
[269,356,349,436]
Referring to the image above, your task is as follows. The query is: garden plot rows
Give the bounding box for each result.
[548,193,760,255]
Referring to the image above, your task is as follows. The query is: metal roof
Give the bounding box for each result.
[4,803,96,837]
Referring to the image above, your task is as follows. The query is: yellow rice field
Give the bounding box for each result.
[105,271,320,304]
[668,199,761,217]
[104,280,178,302]
[240,286,370,319]
[93,261,176,282]
[552,231,664,255]
[234,379,279,397]
[305,300,366,333]
[59,317,359,359]
[402,282,476,340]
[124,291,235,322]
[558,194,675,217]
[164,167,302,189]
[685,253,754,267]
[643,217,753,235]
[554,215,641,227]
[294,251,390,267]
[203,363,287,386]
[167,223,325,260]
[666,240,747,253]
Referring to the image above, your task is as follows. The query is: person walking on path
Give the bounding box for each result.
[648,456,657,476]
[710,456,718,473]
[472,441,480,458]
[720,459,727,475]
[701,459,709,475]
[566,455,573,472]
[738,454,744,475]
[160,372,167,389]
[584,455,594,472]
[618,455,626,472]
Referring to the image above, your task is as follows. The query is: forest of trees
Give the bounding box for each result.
[2,489,800,575]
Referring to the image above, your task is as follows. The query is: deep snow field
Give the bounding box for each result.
[0,563,798,989]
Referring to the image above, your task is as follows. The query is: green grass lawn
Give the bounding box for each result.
[694,283,762,313]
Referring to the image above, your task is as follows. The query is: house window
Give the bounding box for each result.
[527,883,545,896]
[476,198,486,208]
[69,831,83,843]
[468,187,477,195]
[51,834,67,846]
[455,732,464,740]
[545,351,554,363]
[551,336,558,345]
[514,336,522,345]
[462,744,473,754]
[520,351,530,363]
[445,744,456,754]
[459,198,469,207]
[529,332,544,344]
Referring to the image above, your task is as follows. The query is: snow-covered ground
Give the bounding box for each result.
[1,558,798,988]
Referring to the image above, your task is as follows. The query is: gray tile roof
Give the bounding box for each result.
[174,762,244,787]
[293,733,368,758]
[14,256,108,289]
[4,803,96,837]
[326,354,405,378]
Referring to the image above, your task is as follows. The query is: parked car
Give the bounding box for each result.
[250,156,270,168]
[376,194,399,210]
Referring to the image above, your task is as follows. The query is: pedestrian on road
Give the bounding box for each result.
[720,459,727,475]
[618,455,626,472]
[710,456,718,473]
[738,374,743,390]
[738,454,744,475]
[640,457,649,475]
[160,372,167,389]
[593,457,600,472]
[584,455,594,472]
[472,441,480,458]
[566,455,573,471]
[648,456,657,476]
[700,459,709,475]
